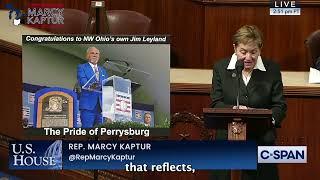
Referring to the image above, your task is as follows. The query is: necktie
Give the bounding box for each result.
[94,66,99,81]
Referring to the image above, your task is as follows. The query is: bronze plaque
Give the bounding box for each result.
[36,91,73,127]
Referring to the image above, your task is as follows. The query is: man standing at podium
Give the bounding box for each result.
[210,25,287,180]
[77,46,108,128]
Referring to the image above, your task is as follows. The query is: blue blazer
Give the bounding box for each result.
[77,62,108,110]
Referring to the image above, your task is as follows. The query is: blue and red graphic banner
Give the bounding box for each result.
[9,140,257,170]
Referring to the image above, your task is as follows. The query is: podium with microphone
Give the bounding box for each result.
[81,58,151,123]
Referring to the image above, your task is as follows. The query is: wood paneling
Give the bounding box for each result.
[167,0,205,68]
[107,0,320,70]
[171,83,320,96]
[276,98,320,180]
[0,48,23,140]
[141,171,209,180]
[171,93,211,115]
[203,6,320,71]
[109,0,205,68]
[108,0,320,70]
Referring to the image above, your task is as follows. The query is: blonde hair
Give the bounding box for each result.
[233,25,263,48]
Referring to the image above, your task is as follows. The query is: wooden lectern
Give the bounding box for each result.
[203,108,272,180]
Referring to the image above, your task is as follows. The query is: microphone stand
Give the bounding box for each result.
[103,58,152,78]
[235,60,244,109]
[104,58,131,76]
[236,74,240,109]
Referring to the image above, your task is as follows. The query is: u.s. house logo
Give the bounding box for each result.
[9,140,62,169]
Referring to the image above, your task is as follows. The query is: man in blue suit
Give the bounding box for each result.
[77,47,108,128]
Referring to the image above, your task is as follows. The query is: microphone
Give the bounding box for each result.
[236,59,244,75]
[101,57,152,79]
[102,58,132,76]
[103,58,130,67]
[235,60,244,109]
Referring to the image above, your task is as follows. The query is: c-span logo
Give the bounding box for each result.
[258,146,307,163]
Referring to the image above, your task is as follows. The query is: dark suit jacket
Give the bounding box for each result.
[211,58,287,128]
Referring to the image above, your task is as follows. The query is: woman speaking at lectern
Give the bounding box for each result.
[210,25,287,180]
